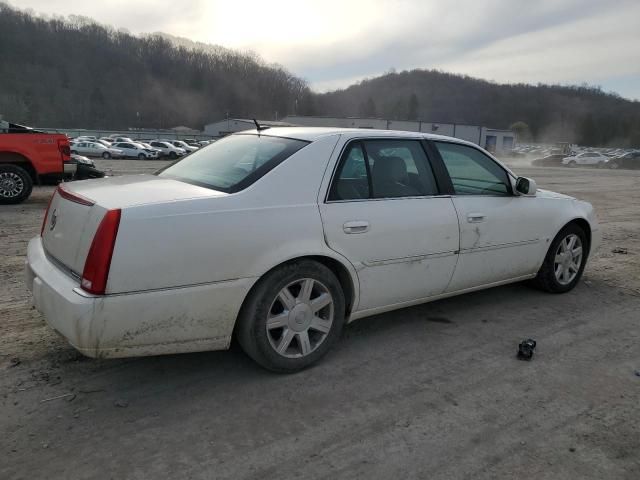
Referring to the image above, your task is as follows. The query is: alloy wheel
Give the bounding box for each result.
[0,172,24,199]
[554,234,583,285]
[266,278,334,358]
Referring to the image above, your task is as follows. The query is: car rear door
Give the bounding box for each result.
[319,137,459,312]
[430,141,547,292]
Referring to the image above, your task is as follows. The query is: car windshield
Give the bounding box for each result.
[158,134,308,193]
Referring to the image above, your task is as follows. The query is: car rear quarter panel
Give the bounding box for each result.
[106,134,349,294]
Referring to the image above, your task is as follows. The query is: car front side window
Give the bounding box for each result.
[434,142,511,196]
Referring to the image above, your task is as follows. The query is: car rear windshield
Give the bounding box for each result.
[158,134,309,193]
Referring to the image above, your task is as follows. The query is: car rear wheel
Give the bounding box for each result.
[531,224,588,293]
[567,160,577,167]
[102,152,111,159]
[236,260,345,372]
[0,164,33,204]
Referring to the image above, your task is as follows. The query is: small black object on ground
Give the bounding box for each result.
[517,339,537,361]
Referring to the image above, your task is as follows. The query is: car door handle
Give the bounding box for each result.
[467,213,486,223]
[343,221,370,234]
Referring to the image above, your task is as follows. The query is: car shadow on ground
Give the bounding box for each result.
[46,280,586,404]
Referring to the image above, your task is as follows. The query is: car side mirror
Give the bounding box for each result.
[515,177,537,196]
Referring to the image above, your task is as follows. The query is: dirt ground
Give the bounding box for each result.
[1,159,639,479]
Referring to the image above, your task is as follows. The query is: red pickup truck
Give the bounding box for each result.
[0,121,71,204]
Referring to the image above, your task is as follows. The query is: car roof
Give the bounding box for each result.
[236,126,519,179]
[234,126,480,148]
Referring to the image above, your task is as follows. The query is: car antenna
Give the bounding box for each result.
[253,118,270,133]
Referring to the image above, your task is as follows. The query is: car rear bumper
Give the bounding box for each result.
[63,163,77,175]
[26,237,256,358]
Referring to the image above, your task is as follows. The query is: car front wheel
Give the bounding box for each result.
[102,152,111,159]
[237,260,345,372]
[531,224,588,293]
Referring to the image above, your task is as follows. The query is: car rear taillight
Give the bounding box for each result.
[81,209,121,295]
[58,139,71,158]
[40,190,56,236]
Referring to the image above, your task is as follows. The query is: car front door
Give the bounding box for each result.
[122,143,134,156]
[88,143,100,155]
[431,141,547,292]
[319,138,460,313]
[76,142,87,155]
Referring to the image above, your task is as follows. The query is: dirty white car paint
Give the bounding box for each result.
[26,128,601,367]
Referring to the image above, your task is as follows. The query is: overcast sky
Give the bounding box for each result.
[10,0,640,100]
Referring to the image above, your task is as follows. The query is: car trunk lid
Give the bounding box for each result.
[41,176,226,278]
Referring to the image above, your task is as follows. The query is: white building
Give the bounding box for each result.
[203,118,296,137]
[203,115,515,154]
[282,116,515,154]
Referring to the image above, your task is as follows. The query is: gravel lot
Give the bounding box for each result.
[1,159,639,479]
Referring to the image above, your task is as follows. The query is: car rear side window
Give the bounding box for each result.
[158,134,309,193]
[329,139,438,200]
[434,142,511,196]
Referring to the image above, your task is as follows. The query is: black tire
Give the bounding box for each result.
[567,160,577,167]
[169,151,177,159]
[0,164,33,204]
[138,153,146,160]
[102,152,111,159]
[531,223,588,293]
[71,150,77,155]
[236,260,346,373]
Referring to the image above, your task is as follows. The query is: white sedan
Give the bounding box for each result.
[562,152,610,167]
[26,128,600,372]
[71,141,123,159]
[110,142,158,159]
[149,140,186,159]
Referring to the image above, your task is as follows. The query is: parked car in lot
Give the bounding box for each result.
[110,136,135,143]
[71,141,123,159]
[0,120,70,204]
[67,154,106,180]
[562,152,609,167]
[137,141,163,156]
[149,140,186,159]
[26,128,600,372]
[608,151,640,169]
[110,142,158,159]
[532,154,565,167]
[166,139,199,153]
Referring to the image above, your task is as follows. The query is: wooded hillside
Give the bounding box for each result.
[312,69,640,146]
[0,2,310,130]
